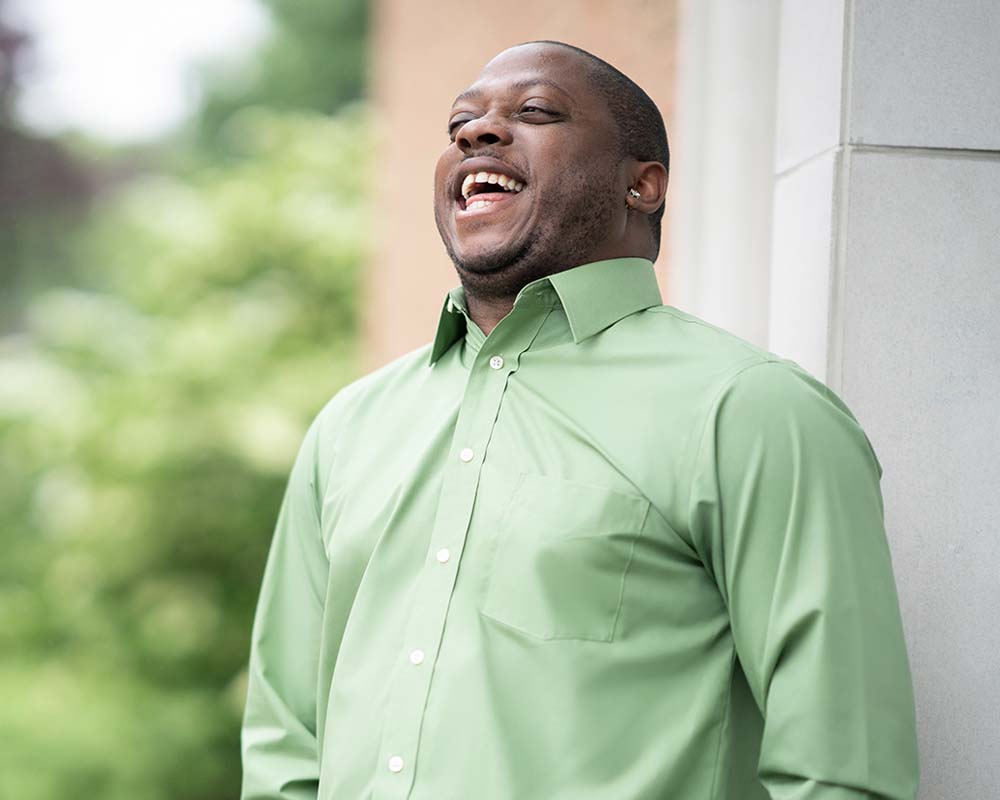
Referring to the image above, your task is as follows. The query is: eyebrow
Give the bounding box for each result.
[451,78,572,108]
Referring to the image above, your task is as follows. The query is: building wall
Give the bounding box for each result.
[676,2,1000,796]
[667,0,780,348]
[366,0,678,370]
[771,5,1000,795]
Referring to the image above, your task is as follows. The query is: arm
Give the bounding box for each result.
[688,360,919,799]
[241,417,329,800]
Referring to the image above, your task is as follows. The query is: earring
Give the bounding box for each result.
[626,187,640,209]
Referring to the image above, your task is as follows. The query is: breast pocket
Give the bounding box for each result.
[480,471,651,642]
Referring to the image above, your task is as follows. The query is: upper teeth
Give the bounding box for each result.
[461,171,525,200]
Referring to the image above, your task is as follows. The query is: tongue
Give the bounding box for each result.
[467,191,517,204]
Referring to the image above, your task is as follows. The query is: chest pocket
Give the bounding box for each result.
[480,471,651,642]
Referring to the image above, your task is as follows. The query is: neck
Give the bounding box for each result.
[456,243,650,337]
[464,293,515,338]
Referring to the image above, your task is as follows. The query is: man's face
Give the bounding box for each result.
[433,44,626,298]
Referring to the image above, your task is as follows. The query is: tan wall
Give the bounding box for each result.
[365,0,679,370]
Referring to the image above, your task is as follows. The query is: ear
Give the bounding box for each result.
[626,161,668,215]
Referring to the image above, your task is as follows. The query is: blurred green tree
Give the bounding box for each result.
[196,0,368,155]
[0,0,370,797]
[0,101,368,800]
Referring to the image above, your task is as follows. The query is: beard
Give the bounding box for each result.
[436,160,620,300]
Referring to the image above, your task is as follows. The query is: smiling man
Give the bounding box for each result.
[240,41,919,800]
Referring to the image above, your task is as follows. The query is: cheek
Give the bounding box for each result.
[535,142,609,196]
[543,164,605,203]
[432,156,453,198]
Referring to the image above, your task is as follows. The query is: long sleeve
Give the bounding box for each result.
[688,359,919,799]
[241,417,330,800]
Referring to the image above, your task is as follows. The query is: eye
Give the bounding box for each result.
[447,115,473,139]
[446,104,558,141]
[520,105,551,114]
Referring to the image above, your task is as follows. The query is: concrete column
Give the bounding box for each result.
[770,2,1000,797]
[667,0,780,346]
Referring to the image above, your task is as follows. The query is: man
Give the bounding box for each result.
[240,40,919,800]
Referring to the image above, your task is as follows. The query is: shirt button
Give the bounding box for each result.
[387,755,404,773]
[459,447,474,462]
[409,648,425,665]
[489,355,504,369]
[436,547,450,563]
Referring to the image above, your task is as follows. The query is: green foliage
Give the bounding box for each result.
[0,103,368,799]
[1,2,371,794]
[196,0,368,154]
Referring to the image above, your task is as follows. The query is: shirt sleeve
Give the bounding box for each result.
[688,359,919,799]
[241,416,329,800]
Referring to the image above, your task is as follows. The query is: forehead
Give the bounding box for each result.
[450,44,597,108]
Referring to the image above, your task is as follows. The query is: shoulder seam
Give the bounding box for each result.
[645,305,771,363]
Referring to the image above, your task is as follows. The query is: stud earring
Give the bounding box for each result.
[626,187,641,209]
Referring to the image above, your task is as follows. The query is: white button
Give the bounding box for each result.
[459,447,474,462]
[436,548,450,563]
[387,754,404,773]
[409,648,425,665]
[489,355,504,369]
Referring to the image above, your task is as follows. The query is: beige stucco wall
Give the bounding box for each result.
[365,0,679,370]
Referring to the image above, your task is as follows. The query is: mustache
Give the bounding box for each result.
[457,150,528,180]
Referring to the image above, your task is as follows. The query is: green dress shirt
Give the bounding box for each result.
[240,256,919,800]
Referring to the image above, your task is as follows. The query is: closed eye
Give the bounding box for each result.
[447,118,471,137]
[446,106,560,140]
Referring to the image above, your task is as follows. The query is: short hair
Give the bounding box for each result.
[515,40,670,257]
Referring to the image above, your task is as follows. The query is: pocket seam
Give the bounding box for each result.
[609,500,652,640]
[480,472,651,642]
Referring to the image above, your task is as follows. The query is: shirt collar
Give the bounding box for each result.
[428,256,662,366]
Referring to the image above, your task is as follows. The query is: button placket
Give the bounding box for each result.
[371,301,555,800]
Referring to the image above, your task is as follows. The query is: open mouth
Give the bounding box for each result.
[456,170,526,216]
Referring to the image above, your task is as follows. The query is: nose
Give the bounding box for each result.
[456,111,513,152]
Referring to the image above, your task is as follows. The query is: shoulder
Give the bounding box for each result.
[312,340,433,433]
[634,305,860,428]
[704,357,883,480]
[619,304,811,422]
[621,304,787,402]
[637,304,774,367]
[297,340,434,486]
[633,305,882,478]
[715,358,860,432]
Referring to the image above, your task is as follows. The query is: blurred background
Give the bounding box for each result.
[0,0,366,797]
[1,1,997,798]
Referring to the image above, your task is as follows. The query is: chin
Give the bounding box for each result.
[447,230,538,276]
[454,249,518,275]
